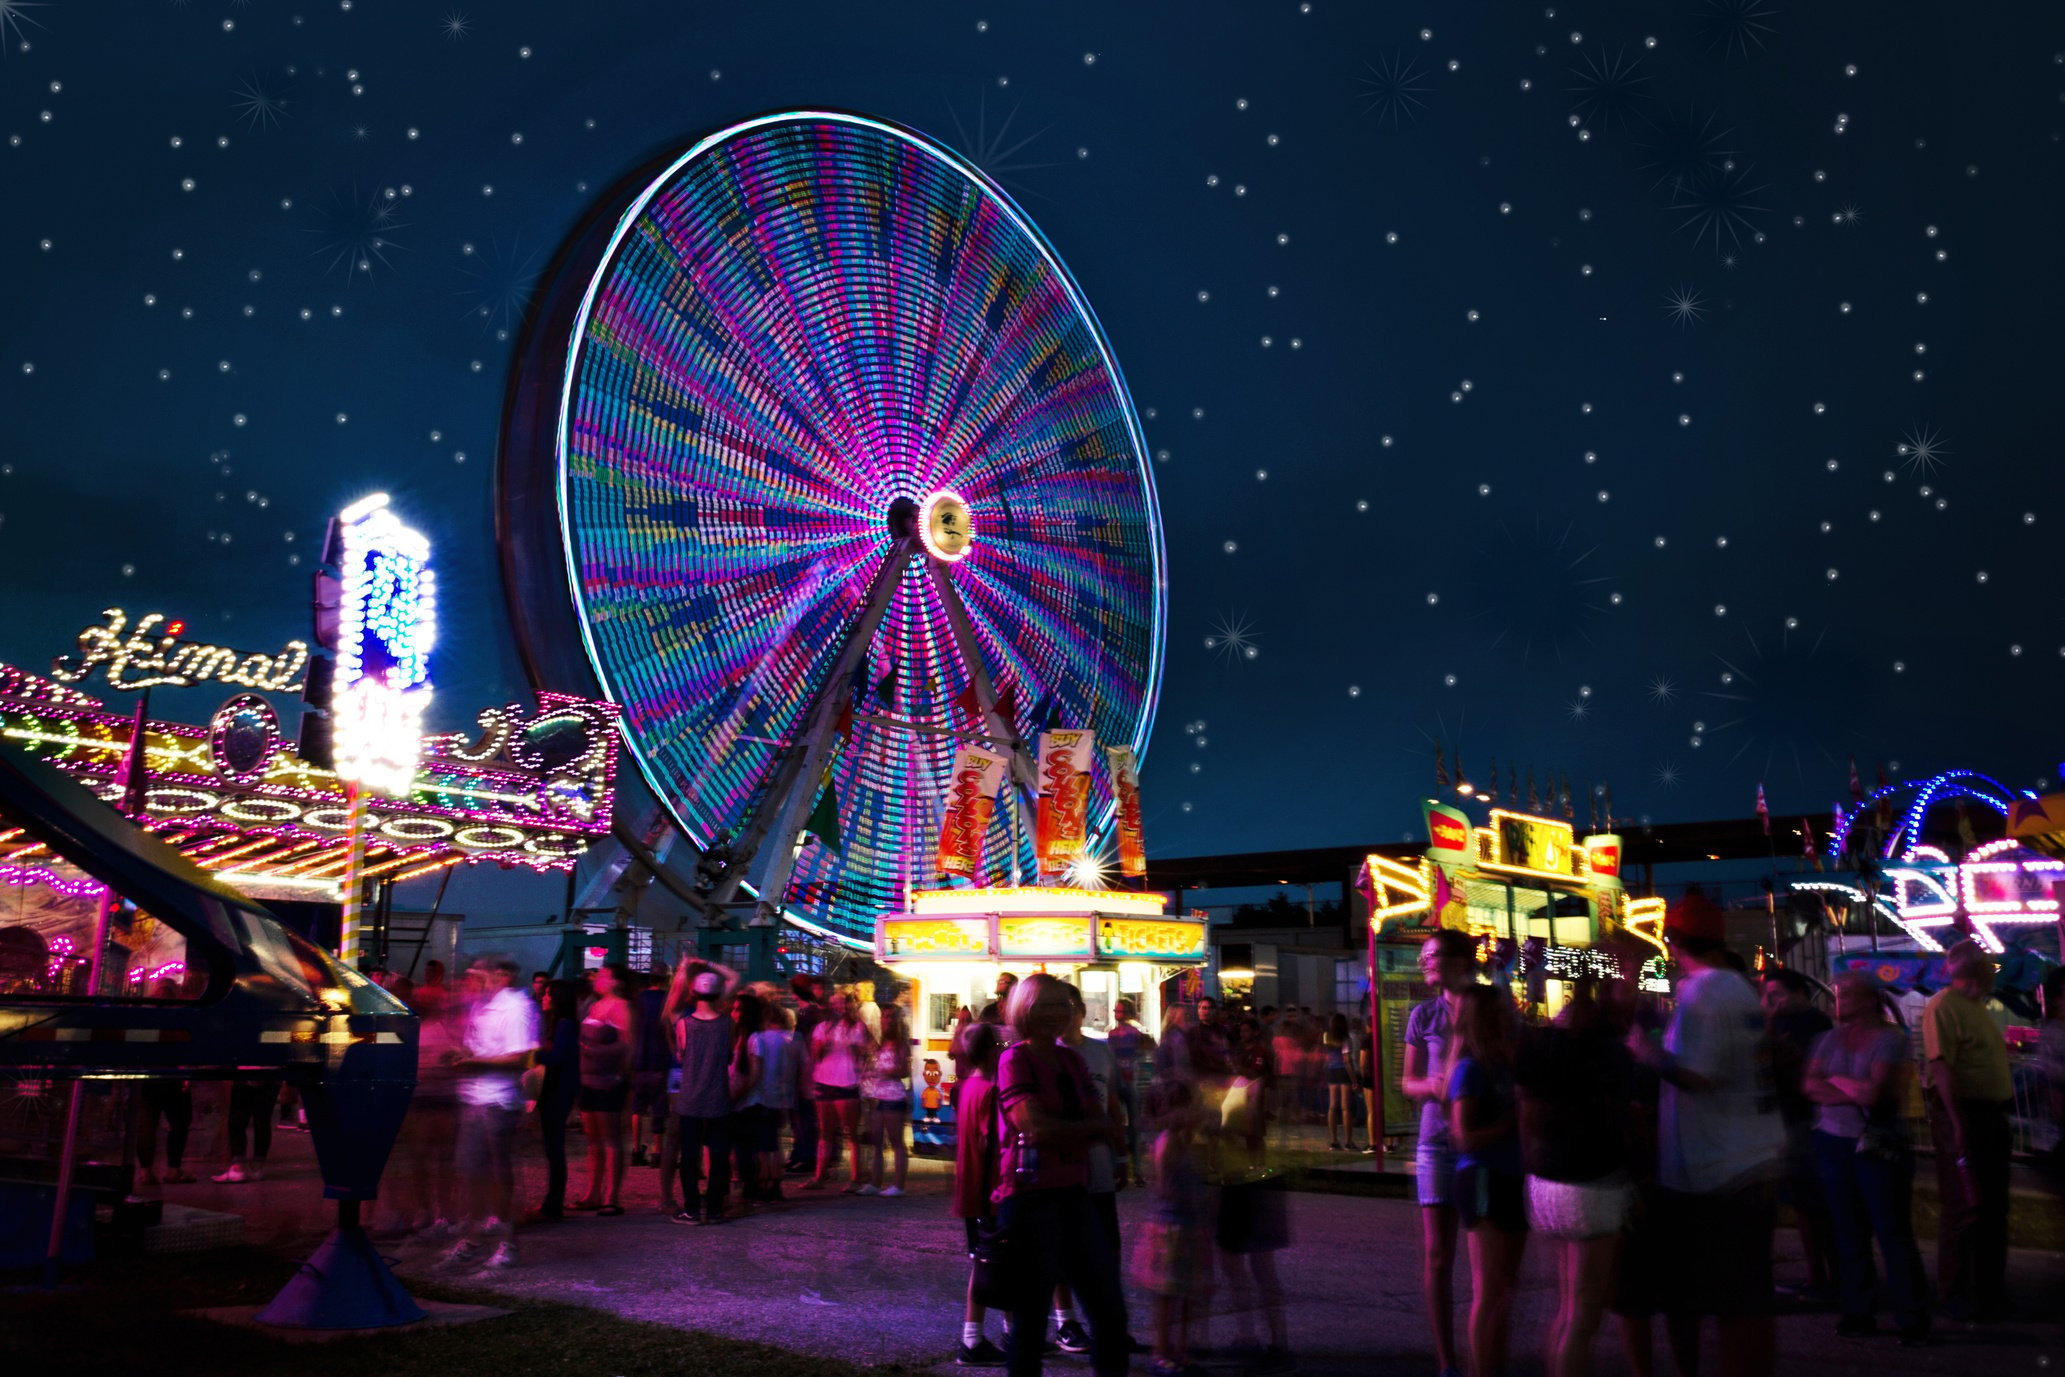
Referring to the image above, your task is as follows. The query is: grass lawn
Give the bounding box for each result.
[2,1247,898,1377]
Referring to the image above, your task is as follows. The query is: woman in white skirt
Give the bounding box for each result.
[1516,977,1637,1377]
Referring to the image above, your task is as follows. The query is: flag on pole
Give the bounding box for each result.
[1434,740,1450,790]
[118,690,152,819]
[1756,783,1771,836]
[1848,756,1863,803]
[1802,816,1822,871]
[803,760,842,853]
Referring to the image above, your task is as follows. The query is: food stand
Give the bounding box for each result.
[877,885,1207,1046]
[1361,800,1669,1144]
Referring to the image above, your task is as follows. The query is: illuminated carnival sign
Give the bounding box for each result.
[332,494,436,795]
[51,609,309,693]
[996,915,1097,961]
[909,885,1168,918]
[1094,917,1208,961]
[877,917,992,962]
[1485,809,1576,880]
[1797,837,2064,955]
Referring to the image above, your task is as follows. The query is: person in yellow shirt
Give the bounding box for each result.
[1921,941,2013,1322]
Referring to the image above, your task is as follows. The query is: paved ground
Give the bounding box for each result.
[138,1117,2064,1375]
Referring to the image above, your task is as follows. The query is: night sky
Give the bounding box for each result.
[3,1,2062,873]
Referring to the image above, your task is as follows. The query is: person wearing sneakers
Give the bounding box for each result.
[212,1077,277,1183]
[669,960,740,1225]
[951,1022,1008,1367]
[445,955,539,1271]
[862,1001,913,1197]
[992,973,1130,1377]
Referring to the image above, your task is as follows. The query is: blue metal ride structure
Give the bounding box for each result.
[0,738,423,1327]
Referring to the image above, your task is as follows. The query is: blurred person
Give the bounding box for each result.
[389,970,462,1234]
[1922,939,2014,1322]
[788,973,831,1173]
[137,1078,194,1185]
[950,1021,1008,1367]
[669,960,740,1225]
[1192,996,1234,1086]
[445,955,538,1270]
[212,1078,277,1183]
[2037,966,2065,1198]
[1403,927,1476,1377]
[1518,977,1636,1377]
[1627,889,1784,1377]
[528,978,582,1222]
[1324,1013,1361,1151]
[1217,1026,1295,1374]
[571,963,635,1215]
[727,990,770,1203]
[1351,1016,1378,1155]
[1105,998,1156,1184]
[1449,985,1527,1377]
[1804,971,1929,1344]
[738,996,794,1203]
[862,1001,913,1197]
[994,973,1129,1377]
[807,990,872,1191]
[980,970,1020,1023]
[1050,983,1135,1355]
[1131,1080,1212,1376]
[631,965,675,1168]
[530,970,549,1005]
[1761,968,1836,1301]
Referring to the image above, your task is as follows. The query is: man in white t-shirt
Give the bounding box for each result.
[446,955,540,1270]
[1629,888,1784,1377]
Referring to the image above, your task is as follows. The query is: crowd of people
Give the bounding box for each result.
[1402,894,2053,1377]
[129,920,2061,1375]
[348,955,1333,1374]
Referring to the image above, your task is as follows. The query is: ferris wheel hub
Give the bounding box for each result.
[918,489,974,563]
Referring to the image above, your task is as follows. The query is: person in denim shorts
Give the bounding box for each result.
[1403,928,1475,1377]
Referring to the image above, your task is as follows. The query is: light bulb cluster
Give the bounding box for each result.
[1,663,620,880]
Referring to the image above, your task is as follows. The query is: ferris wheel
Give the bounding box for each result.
[501,111,1166,947]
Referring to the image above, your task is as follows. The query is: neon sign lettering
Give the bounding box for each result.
[333,494,436,795]
[51,609,309,693]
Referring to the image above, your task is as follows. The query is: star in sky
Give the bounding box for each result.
[1896,426,1949,476]
[1664,285,1707,328]
[1204,612,1259,665]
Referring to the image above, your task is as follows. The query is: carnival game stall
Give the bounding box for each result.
[1361,799,1668,1140]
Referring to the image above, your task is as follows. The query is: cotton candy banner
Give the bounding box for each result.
[935,744,1009,879]
[1035,729,1096,873]
[1104,744,1147,877]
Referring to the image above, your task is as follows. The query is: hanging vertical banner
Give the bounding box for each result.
[935,745,1008,879]
[1104,744,1147,878]
[1035,728,1096,873]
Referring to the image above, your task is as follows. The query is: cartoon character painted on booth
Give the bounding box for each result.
[919,1058,945,1124]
